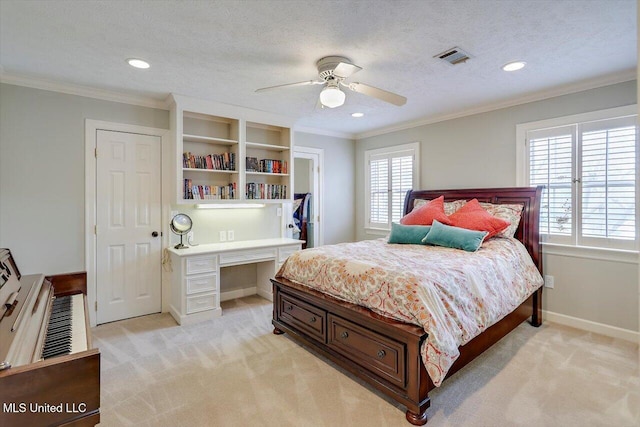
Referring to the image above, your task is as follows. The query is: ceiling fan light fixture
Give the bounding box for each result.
[319,84,345,108]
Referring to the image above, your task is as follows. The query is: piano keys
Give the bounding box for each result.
[42,294,88,359]
[0,248,100,427]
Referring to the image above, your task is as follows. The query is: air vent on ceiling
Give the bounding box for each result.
[435,47,471,65]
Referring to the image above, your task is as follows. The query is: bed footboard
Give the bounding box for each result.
[272,277,542,425]
[272,277,431,425]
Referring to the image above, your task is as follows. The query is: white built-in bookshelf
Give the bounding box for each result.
[169,94,293,204]
[245,122,291,201]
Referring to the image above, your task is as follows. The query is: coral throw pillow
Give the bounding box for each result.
[449,199,510,239]
[400,196,453,226]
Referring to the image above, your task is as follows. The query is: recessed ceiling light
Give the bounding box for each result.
[351,112,364,118]
[127,58,150,69]
[502,61,526,72]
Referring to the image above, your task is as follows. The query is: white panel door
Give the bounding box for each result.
[96,130,162,324]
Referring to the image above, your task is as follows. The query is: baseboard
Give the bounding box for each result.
[220,286,257,302]
[256,288,273,302]
[543,310,639,343]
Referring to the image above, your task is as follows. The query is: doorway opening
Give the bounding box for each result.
[293,147,324,248]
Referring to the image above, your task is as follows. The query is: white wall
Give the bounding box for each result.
[0,83,169,274]
[168,205,282,247]
[294,132,355,244]
[0,83,290,275]
[4,80,635,336]
[355,80,638,334]
[294,157,311,193]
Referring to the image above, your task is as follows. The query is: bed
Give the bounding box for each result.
[271,186,543,425]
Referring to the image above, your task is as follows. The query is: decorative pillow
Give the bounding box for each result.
[479,202,524,238]
[413,199,465,216]
[388,223,431,245]
[401,196,453,226]
[422,220,489,252]
[448,199,510,239]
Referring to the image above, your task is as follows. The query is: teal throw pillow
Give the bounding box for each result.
[422,220,488,252]
[388,223,431,245]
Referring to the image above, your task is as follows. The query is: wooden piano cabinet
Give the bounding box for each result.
[0,271,100,427]
[46,271,88,297]
[0,349,100,427]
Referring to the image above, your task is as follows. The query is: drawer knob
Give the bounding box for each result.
[377,350,386,359]
[309,316,316,323]
[341,331,349,339]
[286,305,293,311]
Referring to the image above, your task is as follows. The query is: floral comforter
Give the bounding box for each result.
[276,237,543,386]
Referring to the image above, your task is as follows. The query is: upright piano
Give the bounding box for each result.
[0,248,100,427]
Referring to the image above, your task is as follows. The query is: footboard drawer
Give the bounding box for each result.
[277,293,327,342]
[328,314,406,387]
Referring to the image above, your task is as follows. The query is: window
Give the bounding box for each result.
[365,143,419,230]
[517,106,638,251]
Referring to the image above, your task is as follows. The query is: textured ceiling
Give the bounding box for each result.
[0,0,636,137]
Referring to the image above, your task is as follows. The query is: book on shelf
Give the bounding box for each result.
[246,156,259,172]
[183,152,236,171]
[245,182,287,200]
[183,179,237,200]
[248,159,288,174]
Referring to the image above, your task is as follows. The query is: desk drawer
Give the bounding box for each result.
[186,255,217,275]
[278,245,300,263]
[278,293,326,342]
[328,314,405,387]
[186,273,217,295]
[186,292,219,314]
[219,248,276,265]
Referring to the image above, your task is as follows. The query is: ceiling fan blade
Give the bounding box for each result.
[333,62,362,79]
[255,80,324,93]
[347,82,407,106]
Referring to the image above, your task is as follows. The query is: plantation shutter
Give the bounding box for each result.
[369,157,389,226]
[367,145,417,230]
[526,115,637,250]
[579,117,637,245]
[391,155,414,223]
[527,127,575,241]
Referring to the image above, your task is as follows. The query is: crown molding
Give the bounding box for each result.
[2,69,635,141]
[355,69,638,140]
[293,125,354,140]
[0,72,167,110]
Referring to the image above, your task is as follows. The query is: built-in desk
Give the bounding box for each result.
[167,238,302,325]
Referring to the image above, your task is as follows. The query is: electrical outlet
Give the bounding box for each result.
[227,230,235,241]
[276,207,282,217]
[544,275,555,289]
[219,230,227,242]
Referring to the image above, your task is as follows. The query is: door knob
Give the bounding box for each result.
[151,231,159,237]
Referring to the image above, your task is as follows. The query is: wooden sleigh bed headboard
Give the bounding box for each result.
[404,186,543,273]
[272,186,544,425]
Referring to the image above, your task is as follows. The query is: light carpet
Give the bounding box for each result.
[92,295,639,427]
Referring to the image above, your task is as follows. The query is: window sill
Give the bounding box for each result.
[364,228,389,237]
[541,242,638,264]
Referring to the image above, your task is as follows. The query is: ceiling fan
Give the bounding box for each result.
[255,56,407,109]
